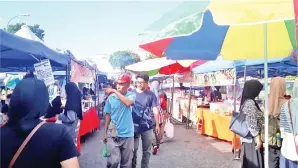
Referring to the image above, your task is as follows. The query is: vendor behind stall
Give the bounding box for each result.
[201,86,215,103]
[213,86,222,101]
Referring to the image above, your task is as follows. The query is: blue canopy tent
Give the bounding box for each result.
[0,29,71,72]
[192,55,297,78]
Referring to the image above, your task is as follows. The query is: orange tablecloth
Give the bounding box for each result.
[196,107,240,150]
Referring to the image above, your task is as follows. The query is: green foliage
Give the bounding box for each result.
[144,53,165,60]
[5,23,45,40]
[108,50,141,69]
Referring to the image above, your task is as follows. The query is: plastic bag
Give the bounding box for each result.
[102,144,109,158]
[164,119,174,138]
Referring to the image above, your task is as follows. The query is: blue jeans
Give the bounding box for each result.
[132,129,153,168]
[280,154,298,168]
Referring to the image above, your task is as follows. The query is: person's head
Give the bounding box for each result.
[240,80,263,108]
[6,94,11,105]
[136,73,149,91]
[7,78,49,135]
[115,74,131,94]
[268,77,287,117]
[215,86,220,91]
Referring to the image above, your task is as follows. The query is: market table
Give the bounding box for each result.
[196,107,240,150]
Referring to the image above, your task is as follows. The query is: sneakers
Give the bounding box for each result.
[152,146,158,155]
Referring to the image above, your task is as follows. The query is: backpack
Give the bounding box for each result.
[261,116,282,148]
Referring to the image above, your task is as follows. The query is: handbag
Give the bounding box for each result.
[109,104,125,138]
[9,121,46,168]
[164,119,174,138]
[288,101,298,155]
[229,100,251,138]
[134,108,146,133]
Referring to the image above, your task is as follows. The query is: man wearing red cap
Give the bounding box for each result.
[103,74,136,168]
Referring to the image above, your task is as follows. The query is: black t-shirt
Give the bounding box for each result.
[1,122,79,168]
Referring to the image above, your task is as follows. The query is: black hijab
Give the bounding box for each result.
[44,96,63,118]
[240,80,263,110]
[65,82,83,120]
[6,78,49,136]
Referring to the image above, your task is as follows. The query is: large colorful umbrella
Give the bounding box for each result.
[141,10,295,60]
[140,1,295,60]
[125,57,204,76]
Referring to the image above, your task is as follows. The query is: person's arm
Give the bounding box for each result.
[114,90,134,106]
[61,157,80,168]
[105,88,134,106]
[152,93,160,134]
[59,127,80,168]
[103,98,112,143]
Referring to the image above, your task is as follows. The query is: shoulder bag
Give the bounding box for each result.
[9,121,46,168]
[109,104,125,138]
[229,100,252,138]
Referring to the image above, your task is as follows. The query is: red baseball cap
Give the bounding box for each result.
[117,74,131,84]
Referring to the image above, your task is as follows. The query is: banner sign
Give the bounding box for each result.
[192,68,236,86]
[70,60,95,83]
[34,59,55,87]
[175,71,192,83]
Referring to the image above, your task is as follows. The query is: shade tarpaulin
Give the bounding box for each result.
[0,29,69,70]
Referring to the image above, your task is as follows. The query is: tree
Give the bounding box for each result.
[109,50,141,69]
[5,23,45,40]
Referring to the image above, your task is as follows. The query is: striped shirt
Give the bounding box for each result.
[280,101,293,135]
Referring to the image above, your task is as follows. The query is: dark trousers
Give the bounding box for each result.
[269,146,281,168]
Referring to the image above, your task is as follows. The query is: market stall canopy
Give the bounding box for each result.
[0,29,69,71]
[15,25,44,43]
[192,56,242,74]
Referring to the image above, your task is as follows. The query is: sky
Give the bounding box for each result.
[0,1,182,71]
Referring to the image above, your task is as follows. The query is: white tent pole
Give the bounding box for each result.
[264,23,269,168]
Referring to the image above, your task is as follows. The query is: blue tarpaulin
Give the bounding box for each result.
[192,55,297,77]
[0,29,70,71]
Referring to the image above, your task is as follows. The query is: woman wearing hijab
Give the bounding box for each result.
[0,78,79,168]
[267,77,287,168]
[58,82,83,147]
[240,80,264,168]
[44,96,63,119]
[279,78,298,168]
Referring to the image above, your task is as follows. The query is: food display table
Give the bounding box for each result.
[196,107,240,150]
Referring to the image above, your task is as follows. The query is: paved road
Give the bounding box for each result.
[79,123,240,168]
